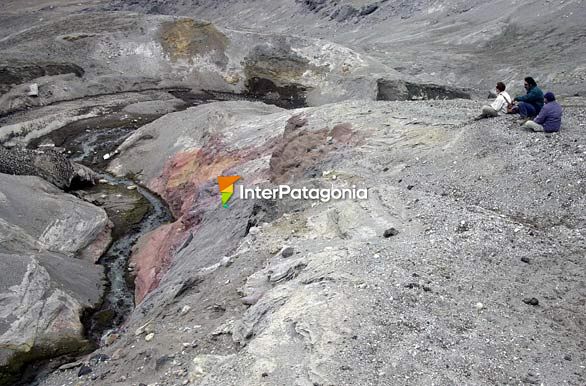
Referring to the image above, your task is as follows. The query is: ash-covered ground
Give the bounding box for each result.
[0,1,584,385]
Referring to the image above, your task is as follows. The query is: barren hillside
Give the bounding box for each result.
[0,1,584,385]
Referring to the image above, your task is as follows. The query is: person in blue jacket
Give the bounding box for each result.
[522,92,563,133]
[513,77,544,120]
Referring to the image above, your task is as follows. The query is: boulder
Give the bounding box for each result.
[0,253,102,385]
[376,79,471,101]
[0,146,96,189]
[0,60,84,96]
[0,174,107,384]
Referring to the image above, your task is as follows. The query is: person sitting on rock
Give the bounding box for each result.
[512,77,544,122]
[522,92,563,133]
[474,82,512,120]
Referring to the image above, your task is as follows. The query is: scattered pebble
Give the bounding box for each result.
[456,220,470,233]
[103,153,111,160]
[27,83,39,97]
[145,333,155,342]
[521,257,531,264]
[180,305,191,315]
[77,365,92,377]
[281,247,294,258]
[221,254,235,267]
[135,322,151,336]
[127,185,138,190]
[383,228,400,238]
[523,297,539,306]
[111,348,123,360]
[104,332,119,346]
[89,354,110,364]
[241,292,263,306]
[58,361,83,371]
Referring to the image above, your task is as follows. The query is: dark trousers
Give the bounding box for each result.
[518,102,539,118]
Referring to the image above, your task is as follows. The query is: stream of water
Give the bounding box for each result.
[32,117,173,344]
[85,174,172,344]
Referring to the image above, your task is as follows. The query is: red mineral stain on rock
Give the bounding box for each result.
[131,118,361,303]
[132,137,280,303]
[269,121,362,183]
[330,122,355,143]
[131,221,184,303]
[150,139,239,217]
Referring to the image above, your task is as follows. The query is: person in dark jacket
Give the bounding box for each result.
[513,77,544,120]
[522,92,563,133]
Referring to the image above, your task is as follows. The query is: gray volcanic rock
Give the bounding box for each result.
[108,101,287,185]
[0,174,107,385]
[377,79,471,101]
[0,89,180,147]
[0,11,398,116]
[0,174,109,258]
[0,60,84,95]
[95,0,585,95]
[0,146,96,189]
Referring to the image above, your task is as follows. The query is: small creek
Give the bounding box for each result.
[30,113,174,344]
[18,89,305,386]
[28,89,301,345]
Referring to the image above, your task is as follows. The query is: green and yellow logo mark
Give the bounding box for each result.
[218,176,241,208]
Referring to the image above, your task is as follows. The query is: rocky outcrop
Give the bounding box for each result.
[0,174,108,385]
[0,60,84,96]
[0,89,182,148]
[377,79,471,101]
[0,146,96,189]
[92,0,585,95]
[108,101,289,302]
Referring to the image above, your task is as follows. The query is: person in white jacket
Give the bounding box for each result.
[474,82,512,120]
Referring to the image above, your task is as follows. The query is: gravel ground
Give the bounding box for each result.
[35,98,585,386]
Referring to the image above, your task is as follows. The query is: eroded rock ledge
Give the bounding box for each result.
[0,174,109,385]
[0,146,96,189]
